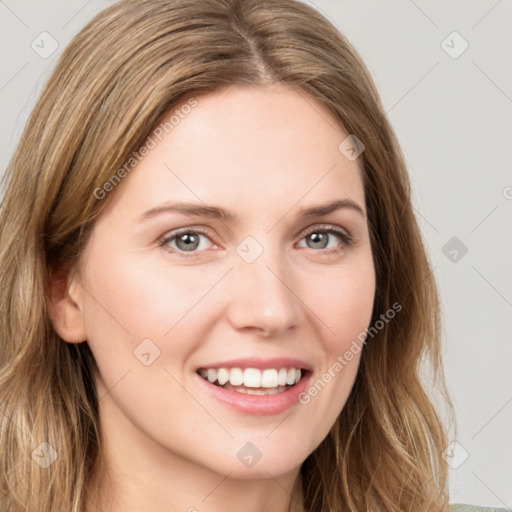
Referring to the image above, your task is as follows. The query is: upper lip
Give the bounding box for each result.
[196,357,313,372]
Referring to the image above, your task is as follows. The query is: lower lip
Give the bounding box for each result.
[196,371,312,416]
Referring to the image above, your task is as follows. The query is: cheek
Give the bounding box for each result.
[79,252,216,424]
[80,250,231,402]
[298,255,375,411]
[307,256,376,349]
[83,250,221,341]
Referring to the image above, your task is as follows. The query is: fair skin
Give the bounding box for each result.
[49,83,376,512]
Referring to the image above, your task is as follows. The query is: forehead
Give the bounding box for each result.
[101,84,365,220]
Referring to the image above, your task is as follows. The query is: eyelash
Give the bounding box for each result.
[159,224,354,258]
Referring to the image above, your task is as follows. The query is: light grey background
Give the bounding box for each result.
[1,0,511,507]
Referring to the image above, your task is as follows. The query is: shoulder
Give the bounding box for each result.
[451,504,512,512]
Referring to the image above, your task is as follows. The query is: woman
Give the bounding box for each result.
[0,0,507,511]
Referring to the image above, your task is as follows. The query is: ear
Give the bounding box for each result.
[46,266,87,343]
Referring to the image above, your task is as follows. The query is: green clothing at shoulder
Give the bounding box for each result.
[451,505,511,512]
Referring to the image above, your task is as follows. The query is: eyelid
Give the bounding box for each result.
[299,223,353,241]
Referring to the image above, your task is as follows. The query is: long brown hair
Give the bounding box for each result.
[0,1,455,510]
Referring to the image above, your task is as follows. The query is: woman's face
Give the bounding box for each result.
[63,84,375,479]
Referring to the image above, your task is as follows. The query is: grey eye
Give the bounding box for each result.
[164,231,212,253]
[306,232,330,249]
[175,232,201,251]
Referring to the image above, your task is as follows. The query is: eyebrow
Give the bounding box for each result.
[137,198,365,223]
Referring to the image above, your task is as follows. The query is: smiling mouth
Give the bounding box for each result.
[197,367,307,395]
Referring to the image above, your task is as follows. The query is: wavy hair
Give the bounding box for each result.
[0,0,455,510]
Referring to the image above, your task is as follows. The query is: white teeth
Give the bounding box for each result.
[243,368,261,388]
[198,366,304,388]
[217,368,230,386]
[229,368,244,386]
[278,368,288,386]
[261,369,278,388]
[245,388,267,395]
[286,368,296,385]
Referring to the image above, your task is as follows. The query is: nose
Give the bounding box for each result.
[225,247,301,338]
